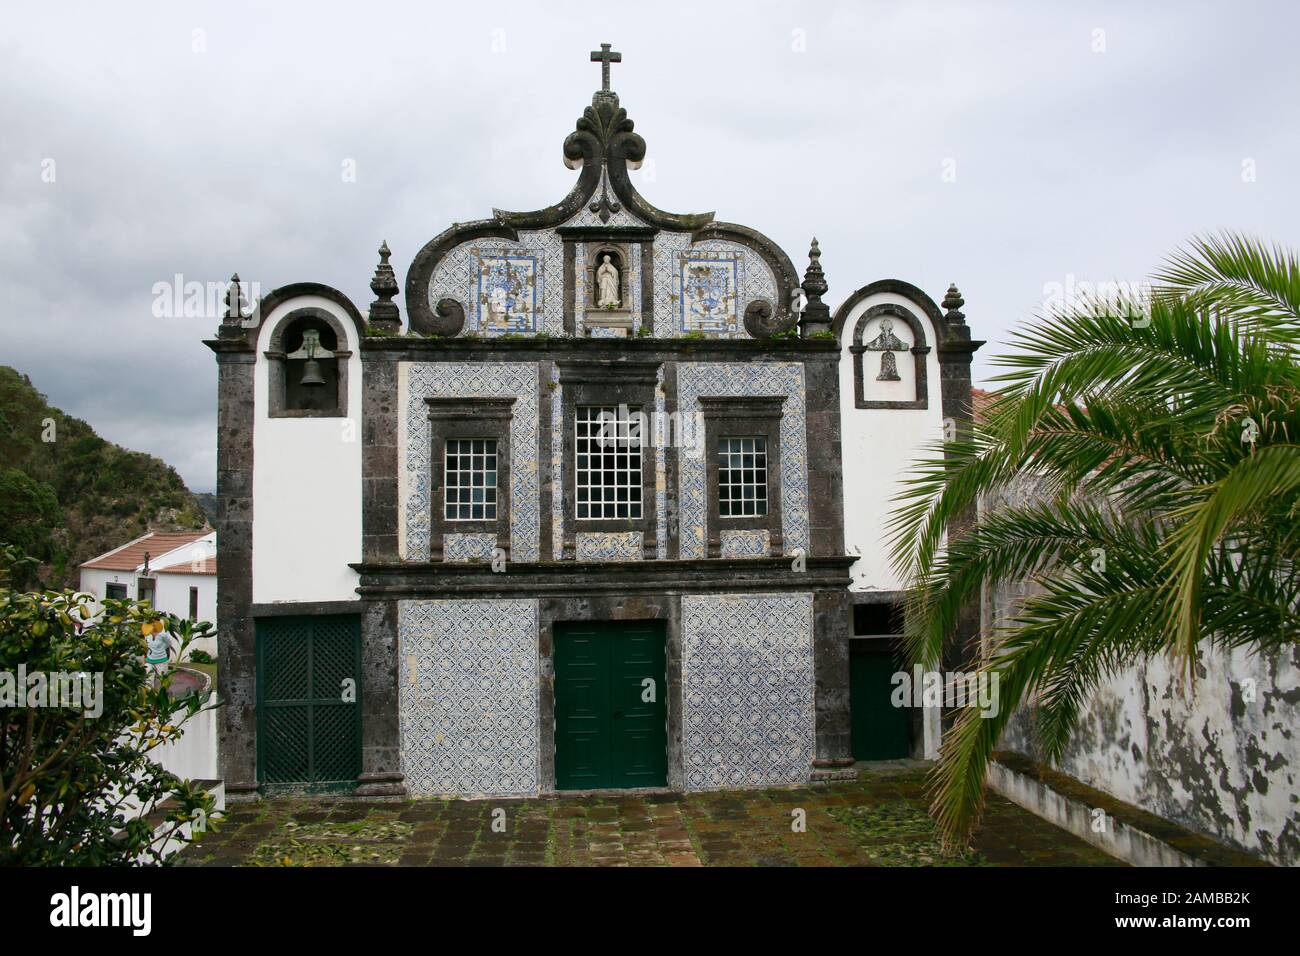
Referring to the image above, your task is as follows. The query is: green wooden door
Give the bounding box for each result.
[554,621,667,790]
[850,640,912,761]
[256,614,362,792]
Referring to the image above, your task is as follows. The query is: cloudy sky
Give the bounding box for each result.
[1,1,1296,492]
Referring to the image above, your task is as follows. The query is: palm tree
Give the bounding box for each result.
[888,234,1300,846]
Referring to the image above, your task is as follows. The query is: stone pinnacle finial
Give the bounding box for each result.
[799,237,832,337]
[942,283,966,326]
[368,240,402,333]
[218,273,248,337]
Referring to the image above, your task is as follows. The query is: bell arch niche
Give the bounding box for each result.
[265,307,353,418]
[851,304,929,410]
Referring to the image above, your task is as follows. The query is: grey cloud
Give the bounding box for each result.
[1,0,1296,492]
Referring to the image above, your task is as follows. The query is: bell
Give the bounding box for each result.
[286,328,335,388]
[299,358,326,387]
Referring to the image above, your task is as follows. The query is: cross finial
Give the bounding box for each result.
[590,43,621,92]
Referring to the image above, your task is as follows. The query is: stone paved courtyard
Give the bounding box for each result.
[178,763,1121,867]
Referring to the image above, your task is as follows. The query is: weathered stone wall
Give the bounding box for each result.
[983,480,1300,866]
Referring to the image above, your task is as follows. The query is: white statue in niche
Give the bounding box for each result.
[596,254,620,308]
[865,317,907,381]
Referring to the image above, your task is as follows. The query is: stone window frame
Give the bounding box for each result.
[264,307,353,419]
[850,303,930,410]
[698,395,786,557]
[425,397,515,561]
[557,360,660,559]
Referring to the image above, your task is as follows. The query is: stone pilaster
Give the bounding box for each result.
[355,597,405,797]
[361,356,399,561]
[206,340,258,798]
[811,587,854,769]
[936,285,984,678]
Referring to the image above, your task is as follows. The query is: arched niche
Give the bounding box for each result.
[850,303,930,409]
[264,307,353,418]
[588,244,628,310]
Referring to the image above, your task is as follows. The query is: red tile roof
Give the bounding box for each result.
[80,531,211,572]
[157,557,217,575]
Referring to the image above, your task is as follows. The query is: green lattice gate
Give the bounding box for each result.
[256,615,362,793]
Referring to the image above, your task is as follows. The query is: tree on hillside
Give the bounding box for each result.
[889,234,1300,845]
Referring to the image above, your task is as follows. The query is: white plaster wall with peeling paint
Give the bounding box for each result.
[987,480,1300,866]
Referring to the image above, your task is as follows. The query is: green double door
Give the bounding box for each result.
[850,640,912,761]
[256,615,362,792]
[554,621,668,790]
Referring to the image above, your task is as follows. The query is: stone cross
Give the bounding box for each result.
[590,43,621,92]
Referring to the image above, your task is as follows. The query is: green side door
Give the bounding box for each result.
[256,614,362,792]
[850,640,912,761]
[554,621,667,790]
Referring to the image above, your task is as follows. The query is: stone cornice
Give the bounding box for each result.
[358,336,839,360]
[351,556,856,598]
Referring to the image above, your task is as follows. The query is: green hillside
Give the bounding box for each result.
[0,366,208,588]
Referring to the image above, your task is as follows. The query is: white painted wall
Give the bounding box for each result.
[838,292,946,593]
[79,554,217,658]
[252,295,363,604]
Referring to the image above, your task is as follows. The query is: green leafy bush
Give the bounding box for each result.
[0,545,220,865]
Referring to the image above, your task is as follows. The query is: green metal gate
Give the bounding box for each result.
[554,620,668,790]
[256,614,362,792]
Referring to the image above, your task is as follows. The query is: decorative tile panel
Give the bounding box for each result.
[428,230,566,336]
[575,531,642,562]
[679,253,740,334]
[402,363,539,561]
[720,529,770,558]
[398,599,540,796]
[652,236,778,338]
[676,363,809,559]
[443,533,497,563]
[681,593,815,791]
[477,254,538,332]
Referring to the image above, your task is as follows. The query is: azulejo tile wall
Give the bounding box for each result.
[720,529,770,558]
[652,235,778,338]
[575,531,642,561]
[681,593,816,791]
[676,363,809,559]
[443,533,496,563]
[428,230,565,336]
[402,363,540,561]
[398,599,540,797]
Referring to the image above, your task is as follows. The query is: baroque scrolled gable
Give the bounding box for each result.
[403,57,799,340]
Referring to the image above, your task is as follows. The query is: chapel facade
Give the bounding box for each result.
[206,46,980,799]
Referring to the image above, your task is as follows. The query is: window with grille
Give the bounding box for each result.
[444,438,498,520]
[576,405,643,520]
[718,437,768,517]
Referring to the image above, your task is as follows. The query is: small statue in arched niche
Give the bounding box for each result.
[865,317,907,382]
[595,253,621,308]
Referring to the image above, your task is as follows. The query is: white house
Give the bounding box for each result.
[80,530,218,658]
